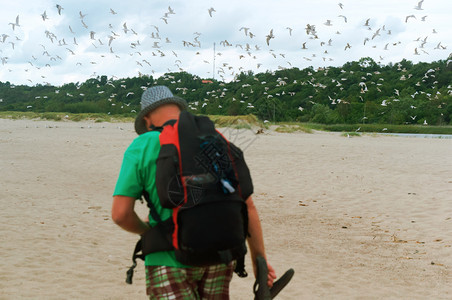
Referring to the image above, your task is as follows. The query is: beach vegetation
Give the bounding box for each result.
[341,132,361,137]
[1,57,451,133]
[274,124,313,133]
[302,123,452,134]
[0,111,134,123]
[207,114,260,128]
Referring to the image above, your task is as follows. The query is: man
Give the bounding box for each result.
[112,85,275,299]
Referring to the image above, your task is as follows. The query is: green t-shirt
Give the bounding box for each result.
[113,131,188,268]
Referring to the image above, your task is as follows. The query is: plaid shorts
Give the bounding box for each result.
[145,263,234,300]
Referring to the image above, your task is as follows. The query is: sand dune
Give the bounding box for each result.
[0,118,450,299]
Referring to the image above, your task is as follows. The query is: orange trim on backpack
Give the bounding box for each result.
[159,118,185,250]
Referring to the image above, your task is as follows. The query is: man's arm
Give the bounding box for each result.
[112,195,150,235]
[246,196,276,287]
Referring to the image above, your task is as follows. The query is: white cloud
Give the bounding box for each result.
[0,0,450,86]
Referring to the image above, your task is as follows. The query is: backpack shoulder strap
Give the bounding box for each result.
[149,119,177,132]
[142,190,161,223]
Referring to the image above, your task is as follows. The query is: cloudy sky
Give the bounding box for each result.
[0,0,450,86]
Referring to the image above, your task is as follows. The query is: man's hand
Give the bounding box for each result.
[266,262,276,287]
[246,196,276,287]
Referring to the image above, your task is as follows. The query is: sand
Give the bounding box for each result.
[0,118,451,299]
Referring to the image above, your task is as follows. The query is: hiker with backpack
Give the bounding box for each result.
[112,85,276,299]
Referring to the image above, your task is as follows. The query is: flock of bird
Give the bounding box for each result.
[0,1,450,119]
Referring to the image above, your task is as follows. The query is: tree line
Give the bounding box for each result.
[0,57,451,125]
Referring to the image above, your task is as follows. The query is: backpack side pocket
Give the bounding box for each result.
[156,144,184,208]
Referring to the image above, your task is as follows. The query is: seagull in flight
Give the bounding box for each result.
[110,8,117,15]
[108,35,115,46]
[405,15,416,23]
[9,15,20,30]
[208,7,216,17]
[372,28,381,39]
[338,15,347,23]
[81,19,88,29]
[56,4,63,15]
[286,27,293,36]
[414,0,424,10]
[266,29,274,46]
[41,11,49,21]
[1,34,9,43]
[240,27,250,36]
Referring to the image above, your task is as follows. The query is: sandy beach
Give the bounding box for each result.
[0,118,451,300]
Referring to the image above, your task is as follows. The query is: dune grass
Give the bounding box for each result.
[340,132,361,137]
[274,124,313,133]
[206,114,262,129]
[0,111,134,123]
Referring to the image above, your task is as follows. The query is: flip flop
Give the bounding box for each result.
[253,256,294,299]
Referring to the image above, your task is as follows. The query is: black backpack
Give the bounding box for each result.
[126,111,252,284]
